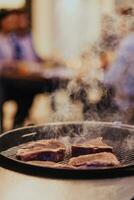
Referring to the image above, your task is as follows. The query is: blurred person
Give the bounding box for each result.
[104,7,134,124]
[0,9,19,131]
[12,9,42,62]
[14,10,69,113]
[0,9,18,64]
[13,10,66,68]
[0,9,43,132]
[91,14,127,119]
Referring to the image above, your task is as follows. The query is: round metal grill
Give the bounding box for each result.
[0,121,134,178]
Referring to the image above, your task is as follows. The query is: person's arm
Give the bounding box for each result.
[103,35,134,86]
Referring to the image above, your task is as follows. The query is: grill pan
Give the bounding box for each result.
[0,121,134,179]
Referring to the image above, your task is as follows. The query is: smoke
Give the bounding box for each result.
[48,89,83,123]
[47,51,120,124]
[46,3,134,125]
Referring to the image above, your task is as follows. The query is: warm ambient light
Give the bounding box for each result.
[0,0,25,9]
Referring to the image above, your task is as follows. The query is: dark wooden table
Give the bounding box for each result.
[0,167,134,200]
[0,67,74,91]
[0,67,75,131]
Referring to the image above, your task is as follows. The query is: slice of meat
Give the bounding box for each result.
[28,160,75,169]
[69,152,120,168]
[28,161,58,167]
[16,139,66,162]
[71,137,113,157]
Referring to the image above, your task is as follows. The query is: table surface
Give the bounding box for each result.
[0,67,76,81]
[0,167,134,200]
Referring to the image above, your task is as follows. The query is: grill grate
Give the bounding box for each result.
[2,137,134,169]
[1,122,134,171]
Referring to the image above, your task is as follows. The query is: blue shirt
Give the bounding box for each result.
[0,33,14,61]
[12,33,39,62]
[104,33,134,110]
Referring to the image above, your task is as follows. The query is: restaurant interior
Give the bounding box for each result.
[0,0,134,132]
[0,1,134,200]
[0,0,133,132]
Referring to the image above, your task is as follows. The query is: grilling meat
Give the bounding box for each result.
[28,160,76,169]
[28,161,59,167]
[71,137,113,157]
[16,139,66,162]
[69,152,120,168]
